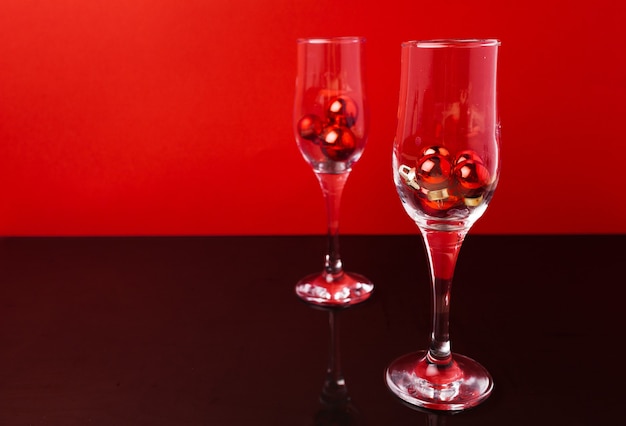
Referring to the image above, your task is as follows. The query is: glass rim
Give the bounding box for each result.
[297,36,366,45]
[402,39,500,48]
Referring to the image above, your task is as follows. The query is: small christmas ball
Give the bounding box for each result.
[422,145,451,158]
[415,153,452,189]
[327,96,358,128]
[415,191,463,215]
[454,149,483,165]
[297,114,324,143]
[320,125,356,161]
[453,160,491,196]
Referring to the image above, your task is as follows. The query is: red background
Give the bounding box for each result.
[1,0,625,236]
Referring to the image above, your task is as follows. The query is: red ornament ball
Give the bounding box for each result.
[327,96,358,128]
[297,114,324,142]
[422,145,451,158]
[415,153,452,189]
[320,125,356,161]
[454,149,483,165]
[454,160,491,195]
[415,191,463,215]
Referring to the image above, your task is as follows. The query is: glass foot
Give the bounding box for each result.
[385,350,493,411]
[295,271,373,307]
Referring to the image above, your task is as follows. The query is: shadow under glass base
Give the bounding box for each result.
[385,350,493,411]
[295,271,374,307]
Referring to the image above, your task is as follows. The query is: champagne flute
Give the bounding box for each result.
[293,37,374,307]
[386,39,501,411]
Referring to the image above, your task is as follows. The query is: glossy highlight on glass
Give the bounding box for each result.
[386,39,501,411]
[293,36,374,307]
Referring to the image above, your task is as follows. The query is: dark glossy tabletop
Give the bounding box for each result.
[0,235,623,425]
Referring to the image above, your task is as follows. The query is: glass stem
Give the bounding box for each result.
[316,172,349,278]
[320,310,348,405]
[420,228,468,365]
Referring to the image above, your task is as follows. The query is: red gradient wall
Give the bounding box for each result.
[1,1,625,236]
